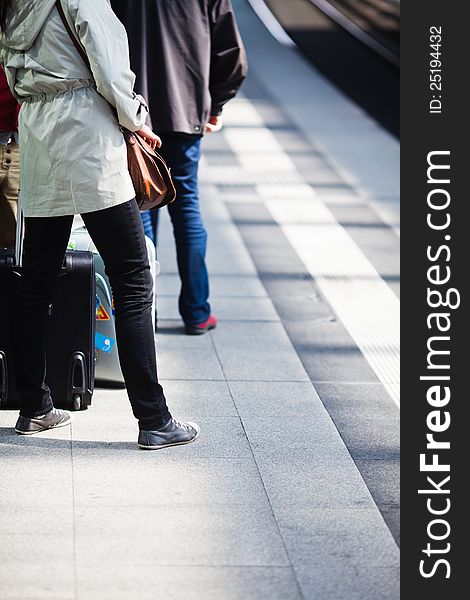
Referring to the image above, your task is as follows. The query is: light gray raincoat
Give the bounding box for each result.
[0,0,148,217]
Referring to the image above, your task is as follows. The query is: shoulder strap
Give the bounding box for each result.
[54,1,122,127]
[55,0,91,70]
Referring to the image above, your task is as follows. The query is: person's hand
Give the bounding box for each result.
[136,124,162,150]
[204,115,223,134]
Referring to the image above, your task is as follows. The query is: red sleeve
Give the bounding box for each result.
[0,65,20,132]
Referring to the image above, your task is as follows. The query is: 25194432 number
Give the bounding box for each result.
[429,26,442,114]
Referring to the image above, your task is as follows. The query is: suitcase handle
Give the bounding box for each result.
[14,192,24,268]
[58,254,74,276]
[0,351,8,405]
[14,197,73,273]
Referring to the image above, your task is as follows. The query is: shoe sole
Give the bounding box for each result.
[138,427,200,450]
[185,324,216,336]
[15,417,73,436]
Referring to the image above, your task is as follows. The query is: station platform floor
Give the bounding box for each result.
[0,1,399,598]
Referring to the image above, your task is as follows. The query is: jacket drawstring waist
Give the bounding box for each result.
[22,81,96,104]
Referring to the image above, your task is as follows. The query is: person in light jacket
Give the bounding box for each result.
[0,0,199,449]
[111,0,247,335]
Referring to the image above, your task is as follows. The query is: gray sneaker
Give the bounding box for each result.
[138,418,200,450]
[15,408,72,435]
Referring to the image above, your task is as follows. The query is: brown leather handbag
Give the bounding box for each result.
[56,0,176,210]
[121,128,176,210]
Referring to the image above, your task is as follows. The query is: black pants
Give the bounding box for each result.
[14,199,171,430]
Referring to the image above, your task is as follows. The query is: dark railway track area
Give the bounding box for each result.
[263,0,400,137]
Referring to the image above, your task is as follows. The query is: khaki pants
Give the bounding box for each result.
[0,140,19,248]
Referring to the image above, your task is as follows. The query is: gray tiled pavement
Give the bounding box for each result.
[0,1,399,598]
[0,179,398,598]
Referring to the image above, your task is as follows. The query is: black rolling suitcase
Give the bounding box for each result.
[0,200,96,411]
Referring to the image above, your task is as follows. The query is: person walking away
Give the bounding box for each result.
[0,0,199,449]
[0,63,19,248]
[111,0,248,335]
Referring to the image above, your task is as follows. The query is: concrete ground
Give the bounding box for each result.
[0,1,399,598]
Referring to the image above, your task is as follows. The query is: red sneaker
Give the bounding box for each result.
[185,315,218,335]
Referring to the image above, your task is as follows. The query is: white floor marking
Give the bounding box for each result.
[222,98,265,127]
[215,99,400,407]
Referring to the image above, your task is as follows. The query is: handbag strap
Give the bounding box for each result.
[55,0,91,71]
[55,0,124,126]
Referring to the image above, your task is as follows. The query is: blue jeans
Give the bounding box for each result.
[156,134,211,325]
[140,210,155,244]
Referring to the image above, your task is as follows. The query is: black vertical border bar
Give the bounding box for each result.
[402,1,467,597]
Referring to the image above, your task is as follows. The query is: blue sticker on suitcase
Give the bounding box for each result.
[95,332,115,353]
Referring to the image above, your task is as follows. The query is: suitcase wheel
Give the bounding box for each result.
[68,352,90,410]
